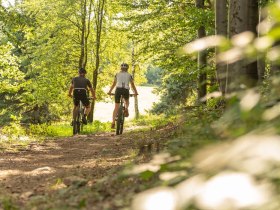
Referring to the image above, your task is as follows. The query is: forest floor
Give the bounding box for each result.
[0,124,178,210]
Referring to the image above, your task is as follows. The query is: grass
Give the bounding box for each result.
[0,120,112,151]
[28,120,112,137]
[0,113,178,152]
[129,114,179,129]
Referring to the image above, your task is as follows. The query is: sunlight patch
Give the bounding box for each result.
[195,172,271,210]
[184,35,227,54]
[263,103,280,120]
[240,90,260,111]
[132,187,178,210]
[231,32,255,48]
[29,166,55,176]
[0,170,22,179]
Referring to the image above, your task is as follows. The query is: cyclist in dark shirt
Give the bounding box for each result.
[68,68,96,124]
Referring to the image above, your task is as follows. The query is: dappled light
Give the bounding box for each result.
[200,91,222,102]
[232,31,255,48]
[263,103,280,121]
[195,172,271,210]
[183,35,227,54]
[239,89,260,111]
[132,187,178,210]
[254,36,274,52]
[217,48,244,64]
[267,46,280,62]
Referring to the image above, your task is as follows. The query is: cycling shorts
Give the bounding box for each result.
[115,88,129,103]
[73,89,90,107]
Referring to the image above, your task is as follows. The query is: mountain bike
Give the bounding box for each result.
[73,97,92,135]
[109,93,135,135]
[116,94,135,135]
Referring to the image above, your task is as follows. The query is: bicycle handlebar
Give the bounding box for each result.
[107,93,137,97]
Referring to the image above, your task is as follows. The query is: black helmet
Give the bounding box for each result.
[121,63,129,68]
[79,67,87,74]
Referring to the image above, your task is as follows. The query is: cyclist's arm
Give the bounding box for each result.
[87,80,96,99]
[108,80,117,94]
[68,84,74,97]
[130,81,138,95]
[89,87,96,99]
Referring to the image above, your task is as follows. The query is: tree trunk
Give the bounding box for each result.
[257,3,265,82]
[84,0,93,67]
[227,0,258,92]
[246,0,259,86]
[79,0,87,69]
[88,0,106,123]
[215,0,227,95]
[131,45,140,119]
[227,0,246,92]
[196,0,207,104]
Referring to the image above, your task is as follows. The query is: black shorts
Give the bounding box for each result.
[115,88,129,103]
[73,89,90,107]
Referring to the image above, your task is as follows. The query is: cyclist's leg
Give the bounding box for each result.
[80,91,90,124]
[113,103,120,123]
[84,105,91,116]
[123,89,130,117]
[73,106,79,119]
[72,91,80,123]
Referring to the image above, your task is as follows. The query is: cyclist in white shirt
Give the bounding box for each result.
[107,63,138,129]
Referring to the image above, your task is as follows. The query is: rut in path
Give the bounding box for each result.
[0,132,142,202]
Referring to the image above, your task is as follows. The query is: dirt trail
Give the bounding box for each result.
[0,132,142,205]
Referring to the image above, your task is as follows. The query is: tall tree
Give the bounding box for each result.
[196,0,207,104]
[227,0,259,92]
[215,0,227,95]
[131,44,140,119]
[258,4,265,82]
[246,0,259,86]
[88,0,106,123]
[79,0,93,69]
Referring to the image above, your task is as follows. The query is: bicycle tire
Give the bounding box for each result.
[73,121,78,135]
[73,117,80,135]
[77,112,81,134]
[73,105,82,135]
[116,104,124,135]
[80,106,84,133]
[119,111,125,134]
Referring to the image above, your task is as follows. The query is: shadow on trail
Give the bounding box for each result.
[0,133,137,199]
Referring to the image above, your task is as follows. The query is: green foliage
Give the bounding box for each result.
[82,121,111,134]
[151,63,199,114]
[1,115,26,137]
[0,196,18,210]
[131,114,178,129]
[29,121,111,137]
[144,65,162,86]
[115,0,215,113]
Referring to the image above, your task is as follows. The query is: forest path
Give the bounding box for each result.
[0,131,145,205]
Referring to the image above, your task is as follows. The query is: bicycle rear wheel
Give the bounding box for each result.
[80,105,84,133]
[119,112,125,134]
[73,120,78,135]
[73,105,82,135]
[116,105,124,135]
